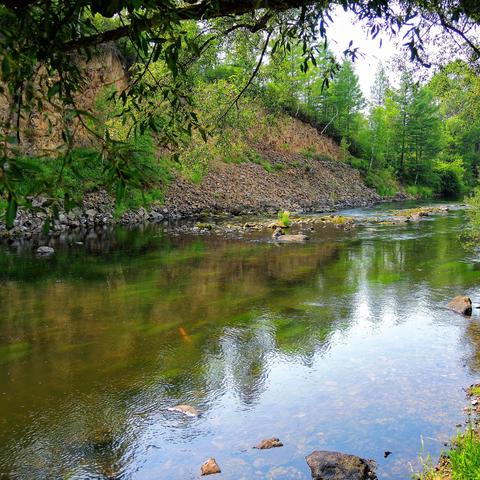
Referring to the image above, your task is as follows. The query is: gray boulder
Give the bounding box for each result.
[85,209,97,220]
[305,451,377,480]
[36,246,55,256]
[149,211,164,222]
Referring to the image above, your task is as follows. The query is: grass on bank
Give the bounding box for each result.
[418,428,480,480]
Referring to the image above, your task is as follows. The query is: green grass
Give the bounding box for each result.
[253,157,275,172]
[449,429,480,479]
[301,147,334,162]
[364,168,398,197]
[470,385,480,396]
[418,428,480,479]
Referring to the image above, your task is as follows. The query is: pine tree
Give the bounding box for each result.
[328,60,365,140]
[390,71,415,178]
[367,63,391,169]
[407,86,442,184]
[370,63,390,108]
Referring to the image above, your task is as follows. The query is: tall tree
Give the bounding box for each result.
[406,86,442,184]
[327,60,365,140]
[367,63,391,169]
[430,60,480,182]
[390,71,415,178]
[370,63,390,108]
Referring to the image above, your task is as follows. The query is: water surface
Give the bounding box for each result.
[0,205,479,479]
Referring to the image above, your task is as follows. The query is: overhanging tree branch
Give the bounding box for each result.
[63,0,313,51]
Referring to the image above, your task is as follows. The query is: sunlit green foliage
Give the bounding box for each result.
[420,428,480,480]
[277,210,291,227]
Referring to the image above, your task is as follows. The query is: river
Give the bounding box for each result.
[0,203,479,479]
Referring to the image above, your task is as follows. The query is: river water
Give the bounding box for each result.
[0,203,479,479]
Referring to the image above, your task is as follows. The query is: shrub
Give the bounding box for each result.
[277,210,291,227]
[313,153,335,162]
[463,187,480,248]
[364,168,398,197]
[434,159,466,198]
[405,185,434,199]
[345,156,368,174]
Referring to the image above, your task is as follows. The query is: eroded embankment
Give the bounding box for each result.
[163,156,381,217]
[1,156,383,238]
[0,45,388,238]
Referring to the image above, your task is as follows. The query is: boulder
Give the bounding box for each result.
[149,212,164,222]
[272,228,309,242]
[254,437,283,449]
[85,209,97,220]
[447,296,472,316]
[305,451,377,480]
[36,246,55,256]
[201,458,221,476]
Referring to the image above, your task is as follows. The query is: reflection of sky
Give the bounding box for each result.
[0,209,478,479]
[138,308,470,479]
[139,258,473,476]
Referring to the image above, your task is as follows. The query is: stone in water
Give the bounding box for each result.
[167,404,199,417]
[447,296,472,316]
[201,458,221,476]
[254,437,284,449]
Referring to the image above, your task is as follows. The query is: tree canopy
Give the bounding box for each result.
[1,0,480,136]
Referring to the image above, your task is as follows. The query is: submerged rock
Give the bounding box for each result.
[167,404,199,417]
[272,228,309,243]
[36,246,55,256]
[318,215,355,227]
[407,213,422,222]
[305,451,377,480]
[201,458,221,476]
[254,437,284,449]
[447,296,472,316]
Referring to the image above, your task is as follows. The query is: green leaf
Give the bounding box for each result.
[5,195,17,230]
[1,57,10,79]
[115,181,125,206]
[42,217,51,235]
[47,83,61,100]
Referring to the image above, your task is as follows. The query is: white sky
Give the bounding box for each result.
[327,6,398,99]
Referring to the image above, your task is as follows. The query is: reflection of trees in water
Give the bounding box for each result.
[0,214,474,478]
[217,325,274,405]
[0,237,346,478]
[463,322,480,374]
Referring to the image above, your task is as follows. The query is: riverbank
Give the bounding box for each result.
[1,202,458,255]
[0,157,393,239]
[418,385,480,480]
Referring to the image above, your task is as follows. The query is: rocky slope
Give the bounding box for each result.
[1,155,380,239]
[164,152,380,217]
[162,114,381,216]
